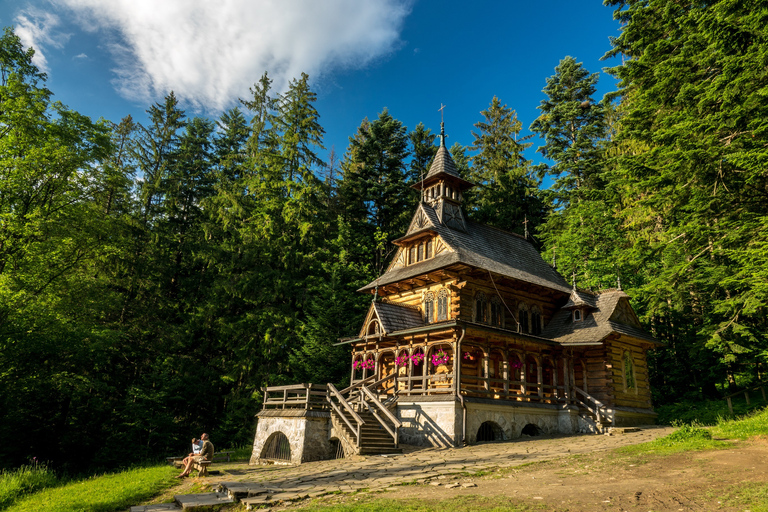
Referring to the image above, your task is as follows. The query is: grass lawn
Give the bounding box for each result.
[3,465,178,512]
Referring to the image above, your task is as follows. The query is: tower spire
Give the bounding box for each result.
[438,103,447,147]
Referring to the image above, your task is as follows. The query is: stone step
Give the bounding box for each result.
[215,482,272,500]
[174,492,234,510]
[130,504,180,512]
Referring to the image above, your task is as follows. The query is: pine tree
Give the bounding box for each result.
[530,56,606,208]
[409,122,438,187]
[338,109,411,272]
[605,0,768,397]
[468,97,545,236]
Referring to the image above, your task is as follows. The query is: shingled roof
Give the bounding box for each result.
[359,300,424,337]
[562,289,598,309]
[361,205,572,294]
[540,289,660,345]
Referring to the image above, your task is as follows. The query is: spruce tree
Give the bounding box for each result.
[468,97,545,237]
[605,0,768,398]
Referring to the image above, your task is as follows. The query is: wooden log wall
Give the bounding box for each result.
[606,337,654,409]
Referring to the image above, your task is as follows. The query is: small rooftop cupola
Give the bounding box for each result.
[412,122,474,231]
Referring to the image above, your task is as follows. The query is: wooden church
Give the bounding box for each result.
[251,124,660,464]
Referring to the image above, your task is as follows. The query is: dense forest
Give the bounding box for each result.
[1,0,766,473]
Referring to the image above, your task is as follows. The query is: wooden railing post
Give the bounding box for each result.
[727,396,733,415]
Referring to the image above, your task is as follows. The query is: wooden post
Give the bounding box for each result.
[306,383,312,410]
[503,351,510,397]
[762,386,766,401]
[521,352,527,398]
[537,357,543,399]
[727,396,733,415]
[745,391,750,405]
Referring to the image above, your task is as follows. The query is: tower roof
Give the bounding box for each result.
[413,124,474,191]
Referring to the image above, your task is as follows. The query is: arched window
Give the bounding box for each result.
[490,296,503,327]
[623,351,636,392]
[367,320,380,336]
[474,292,487,323]
[573,309,582,322]
[518,303,529,333]
[423,292,434,324]
[437,289,449,321]
[531,306,542,335]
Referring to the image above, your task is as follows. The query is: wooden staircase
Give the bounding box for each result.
[327,376,402,456]
[574,386,611,433]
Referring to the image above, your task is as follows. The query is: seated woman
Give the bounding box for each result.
[177,433,214,478]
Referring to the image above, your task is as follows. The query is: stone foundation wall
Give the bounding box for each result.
[250,413,332,465]
[395,399,581,447]
[463,402,579,443]
[397,400,461,447]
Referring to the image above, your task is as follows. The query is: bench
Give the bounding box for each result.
[192,459,212,477]
[212,450,233,462]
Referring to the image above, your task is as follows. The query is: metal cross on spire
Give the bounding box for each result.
[523,216,529,239]
[438,103,447,147]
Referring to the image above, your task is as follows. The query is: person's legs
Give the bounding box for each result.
[177,456,194,478]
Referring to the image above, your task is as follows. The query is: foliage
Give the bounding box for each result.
[655,393,768,426]
[3,465,176,512]
[0,463,59,510]
[713,406,768,440]
[467,97,546,237]
[604,0,768,399]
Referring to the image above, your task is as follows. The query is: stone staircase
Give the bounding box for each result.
[333,407,402,455]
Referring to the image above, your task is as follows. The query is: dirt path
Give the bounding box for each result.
[371,439,768,511]
[161,429,768,511]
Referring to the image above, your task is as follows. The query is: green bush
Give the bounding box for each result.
[666,422,712,442]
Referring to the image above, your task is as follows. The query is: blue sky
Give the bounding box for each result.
[1,0,622,164]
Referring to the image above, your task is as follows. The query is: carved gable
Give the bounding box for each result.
[406,204,435,235]
[609,298,642,328]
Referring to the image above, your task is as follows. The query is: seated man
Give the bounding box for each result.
[177,433,214,478]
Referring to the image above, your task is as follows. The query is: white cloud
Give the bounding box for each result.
[73,52,88,59]
[14,6,71,73]
[55,0,412,112]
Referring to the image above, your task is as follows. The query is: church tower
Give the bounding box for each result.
[411,123,474,231]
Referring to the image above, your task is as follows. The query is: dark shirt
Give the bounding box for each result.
[200,440,214,461]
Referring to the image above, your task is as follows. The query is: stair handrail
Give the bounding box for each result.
[360,384,402,446]
[339,374,376,395]
[327,382,365,447]
[573,386,607,427]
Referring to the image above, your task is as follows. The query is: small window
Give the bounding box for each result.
[624,351,636,392]
[531,306,542,335]
[423,292,434,324]
[518,303,529,333]
[437,289,449,321]
[425,239,432,259]
[573,310,582,322]
[490,297,503,327]
[474,292,487,323]
[417,243,424,262]
[409,246,416,265]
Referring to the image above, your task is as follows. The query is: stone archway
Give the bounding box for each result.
[260,431,291,462]
[476,421,504,442]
